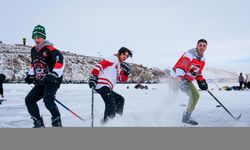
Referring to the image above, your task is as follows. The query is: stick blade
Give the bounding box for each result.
[234,114,242,121]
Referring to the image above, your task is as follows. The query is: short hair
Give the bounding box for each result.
[197,39,207,45]
[118,47,133,58]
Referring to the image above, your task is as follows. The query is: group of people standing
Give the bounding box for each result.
[239,73,250,90]
[2,25,209,127]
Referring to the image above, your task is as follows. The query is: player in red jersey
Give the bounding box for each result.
[170,39,208,125]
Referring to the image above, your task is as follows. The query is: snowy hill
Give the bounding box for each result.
[164,66,239,83]
[203,67,239,83]
[0,43,164,83]
[0,43,240,84]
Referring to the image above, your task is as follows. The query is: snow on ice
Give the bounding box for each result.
[0,82,249,128]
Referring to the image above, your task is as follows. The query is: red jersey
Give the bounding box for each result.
[170,48,205,81]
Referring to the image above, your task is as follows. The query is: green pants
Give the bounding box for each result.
[183,82,200,112]
[169,79,200,112]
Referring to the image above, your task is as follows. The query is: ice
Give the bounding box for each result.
[0,83,249,128]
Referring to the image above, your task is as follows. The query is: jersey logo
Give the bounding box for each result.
[33,61,49,80]
[43,52,48,57]
[189,64,200,76]
[56,56,60,62]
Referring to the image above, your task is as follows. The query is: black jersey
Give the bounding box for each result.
[28,41,64,84]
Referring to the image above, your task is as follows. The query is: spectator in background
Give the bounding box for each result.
[0,74,6,98]
[243,74,248,90]
[23,38,26,46]
[247,74,250,89]
[239,73,244,90]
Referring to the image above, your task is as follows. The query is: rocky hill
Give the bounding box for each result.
[0,43,164,83]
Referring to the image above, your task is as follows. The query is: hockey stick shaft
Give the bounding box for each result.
[91,88,94,127]
[55,99,85,121]
[207,90,241,120]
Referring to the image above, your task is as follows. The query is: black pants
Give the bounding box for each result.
[0,82,3,95]
[243,82,247,89]
[25,82,60,119]
[239,82,244,90]
[96,86,125,122]
[248,82,250,89]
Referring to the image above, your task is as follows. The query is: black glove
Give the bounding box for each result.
[120,62,131,76]
[89,75,98,89]
[25,75,35,84]
[190,68,198,76]
[197,79,208,90]
[45,72,58,83]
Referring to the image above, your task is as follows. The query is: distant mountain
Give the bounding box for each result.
[0,43,164,83]
[203,67,239,83]
[163,66,239,83]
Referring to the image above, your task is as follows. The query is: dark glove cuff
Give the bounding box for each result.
[48,72,58,78]
[124,71,130,76]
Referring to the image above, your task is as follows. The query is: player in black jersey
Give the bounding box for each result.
[25,25,64,128]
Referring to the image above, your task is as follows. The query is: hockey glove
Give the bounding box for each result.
[89,75,98,89]
[120,62,131,76]
[45,72,58,83]
[197,79,208,90]
[25,75,35,84]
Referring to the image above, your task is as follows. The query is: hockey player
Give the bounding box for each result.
[170,39,208,125]
[0,74,6,99]
[25,25,64,128]
[89,47,132,124]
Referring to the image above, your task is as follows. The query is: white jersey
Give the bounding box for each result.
[95,55,121,90]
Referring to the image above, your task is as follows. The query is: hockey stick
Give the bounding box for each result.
[28,81,85,122]
[91,87,94,127]
[207,90,241,120]
[55,99,85,121]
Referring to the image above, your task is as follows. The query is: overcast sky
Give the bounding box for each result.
[0,0,249,72]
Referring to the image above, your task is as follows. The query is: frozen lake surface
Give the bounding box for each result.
[0,83,249,128]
